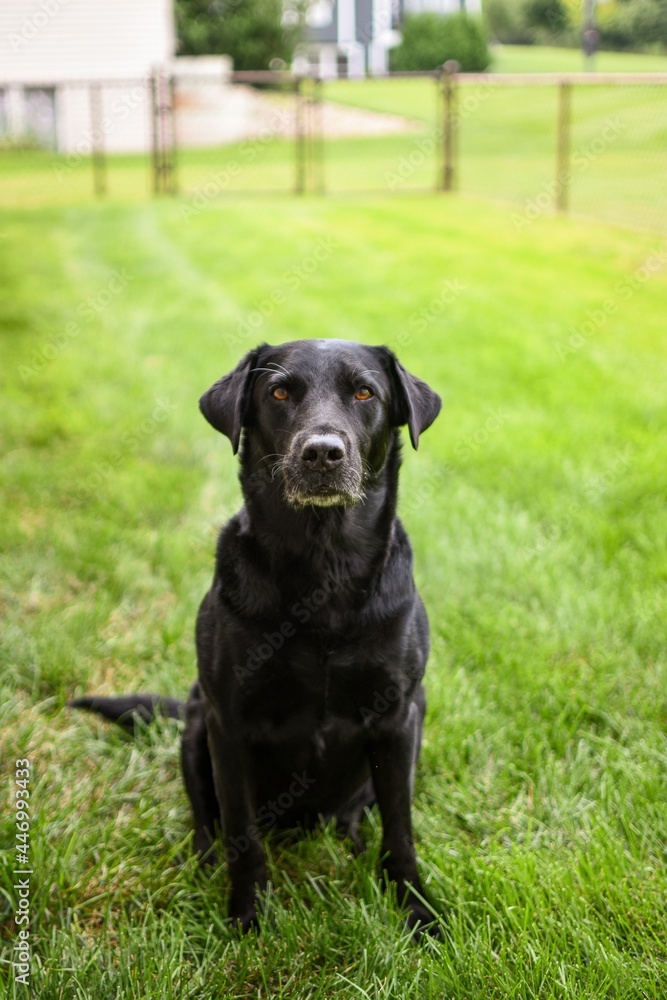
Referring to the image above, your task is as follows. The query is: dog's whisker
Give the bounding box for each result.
[266,362,291,377]
[250,367,291,380]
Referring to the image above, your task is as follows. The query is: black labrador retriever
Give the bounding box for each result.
[71,338,441,936]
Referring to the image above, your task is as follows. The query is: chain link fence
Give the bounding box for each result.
[1,69,665,235]
[452,73,667,236]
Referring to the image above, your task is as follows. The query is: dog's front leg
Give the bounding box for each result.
[205,707,266,932]
[367,702,437,936]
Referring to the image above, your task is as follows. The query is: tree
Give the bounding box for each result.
[599,0,667,49]
[626,0,667,46]
[522,0,569,32]
[175,0,302,71]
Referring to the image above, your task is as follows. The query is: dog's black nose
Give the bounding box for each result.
[301,434,346,470]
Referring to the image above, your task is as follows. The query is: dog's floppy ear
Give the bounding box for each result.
[379,347,442,450]
[199,347,264,453]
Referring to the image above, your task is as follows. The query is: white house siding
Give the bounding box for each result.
[403,0,482,14]
[0,0,175,151]
[0,0,175,81]
[58,81,153,155]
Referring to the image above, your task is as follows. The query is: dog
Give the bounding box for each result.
[70,338,442,936]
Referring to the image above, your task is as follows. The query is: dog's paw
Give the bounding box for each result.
[230,907,260,935]
[193,825,220,866]
[406,902,442,940]
[228,884,264,935]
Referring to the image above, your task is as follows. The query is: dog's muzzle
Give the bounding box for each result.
[283,432,364,508]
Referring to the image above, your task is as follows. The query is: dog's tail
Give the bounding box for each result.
[68,694,186,734]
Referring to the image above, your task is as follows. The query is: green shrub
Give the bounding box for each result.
[597,3,637,50]
[522,0,569,32]
[610,0,667,47]
[598,1,667,52]
[390,13,490,73]
[485,0,667,51]
[176,0,301,71]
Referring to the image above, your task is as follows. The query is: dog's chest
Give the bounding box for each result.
[239,641,405,748]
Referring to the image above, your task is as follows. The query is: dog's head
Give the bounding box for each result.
[200,340,441,509]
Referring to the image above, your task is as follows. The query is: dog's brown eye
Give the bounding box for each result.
[355,387,373,400]
[272,387,289,401]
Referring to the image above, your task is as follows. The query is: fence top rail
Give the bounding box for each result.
[2,70,667,90]
[456,72,667,85]
[0,69,441,89]
[0,77,151,88]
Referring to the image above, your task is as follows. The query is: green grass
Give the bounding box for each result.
[490,43,667,74]
[1,193,667,997]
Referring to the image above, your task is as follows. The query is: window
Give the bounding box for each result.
[23,87,57,149]
[0,89,7,138]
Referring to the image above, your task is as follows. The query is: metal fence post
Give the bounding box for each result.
[294,77,324,196]
[556,80,572,213]
[150,71,177,196]
[89,82,106,198]
[434,74,442,193]
[150,72,160,195]
[295,77,305,195]
[314,77,325,196]
[168,74,178,196]
[442,61,458,192]
[305,79,313,194]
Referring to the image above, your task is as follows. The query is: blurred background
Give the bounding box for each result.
[1,0,666,234]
